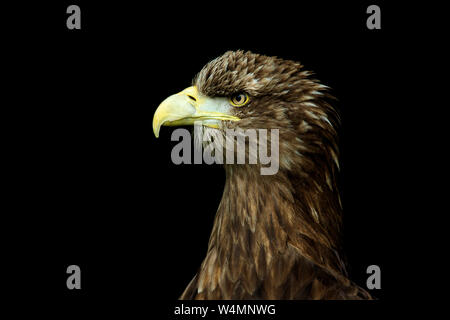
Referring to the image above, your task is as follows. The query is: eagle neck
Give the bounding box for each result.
[194,164,345,298]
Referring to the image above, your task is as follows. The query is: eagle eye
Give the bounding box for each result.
[229,93,250,107]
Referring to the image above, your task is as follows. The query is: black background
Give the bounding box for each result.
[4,0,417,317]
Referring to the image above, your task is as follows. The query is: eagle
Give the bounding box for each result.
[152,50,372,300]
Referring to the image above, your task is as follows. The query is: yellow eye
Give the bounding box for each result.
[229,93,250,107]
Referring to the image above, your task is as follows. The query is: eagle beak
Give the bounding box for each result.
[153,86,240,137]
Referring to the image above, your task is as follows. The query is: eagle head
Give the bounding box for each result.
[153,50,339,178]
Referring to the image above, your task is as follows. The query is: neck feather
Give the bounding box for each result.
[193,163,347,298]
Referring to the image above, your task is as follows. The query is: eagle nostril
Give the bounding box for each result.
[187,95,197,102]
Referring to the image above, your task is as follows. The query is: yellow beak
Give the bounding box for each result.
[152,86,240,137]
